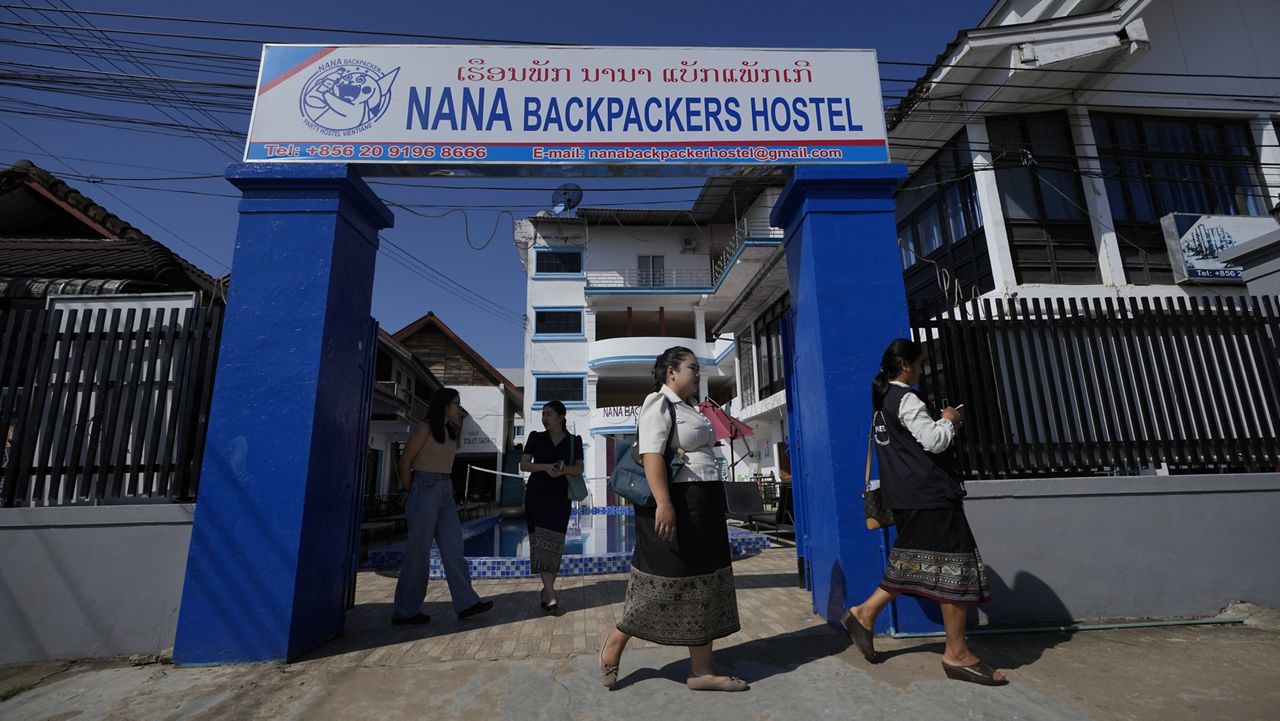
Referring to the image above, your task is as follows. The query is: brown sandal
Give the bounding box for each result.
[942,660,1009,686]
[597,629,619,689]
[686,674,748,692]
[839,610,877,662]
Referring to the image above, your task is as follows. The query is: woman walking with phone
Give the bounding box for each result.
[841,339,1006,686]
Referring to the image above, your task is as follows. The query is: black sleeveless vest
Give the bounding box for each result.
[874,384,964,510]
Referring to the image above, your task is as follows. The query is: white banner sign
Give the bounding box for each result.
[245,45,888,165]
[1160,213,1279,283]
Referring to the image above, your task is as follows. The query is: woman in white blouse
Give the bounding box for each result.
[597,347,746,692]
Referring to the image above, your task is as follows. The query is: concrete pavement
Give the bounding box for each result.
[2,548,1278,720]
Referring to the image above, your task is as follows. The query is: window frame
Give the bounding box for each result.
[1091,112,1271,285]
[986,111,1099,285]
[533,246,585,279]
[531,372,588,409]
[752,294,790,400]
[531,306,586,341]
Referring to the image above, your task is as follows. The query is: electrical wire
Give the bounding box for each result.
[9,7,1280,82]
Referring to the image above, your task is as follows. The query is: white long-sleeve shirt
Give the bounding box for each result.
[890,381,955,453]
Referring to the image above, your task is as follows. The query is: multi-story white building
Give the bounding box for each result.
[888,0,1279,313]
[518,0,1280,505]
[516,178,792,501]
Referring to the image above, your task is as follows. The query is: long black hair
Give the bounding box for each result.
[542,399,569,434]
[426,387,460,443]
[871,339,923,411]
[651,346,695,393]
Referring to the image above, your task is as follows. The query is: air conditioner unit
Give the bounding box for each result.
[680,237,697,253]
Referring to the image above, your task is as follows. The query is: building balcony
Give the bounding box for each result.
[585,269,712,289]
[588,335,707,375]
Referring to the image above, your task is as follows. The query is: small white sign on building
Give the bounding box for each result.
[1160,213,1279,283]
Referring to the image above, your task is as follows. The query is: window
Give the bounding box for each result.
[533,309,583,336]
[514,424,524,436]
[987,112,1098,285]
[896,129,993,314]
[737,330,757,407]
[752,294,789,400]
[1092,112,1270,285]
[534,248,582,275]
[637,255,665,287]
[534,375,585,405]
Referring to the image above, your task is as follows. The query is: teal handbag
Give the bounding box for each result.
[607,399,682,507]
[565,433,588,502]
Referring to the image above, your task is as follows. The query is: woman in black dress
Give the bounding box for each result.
[519,400,583,612]
[841,338,1007,686]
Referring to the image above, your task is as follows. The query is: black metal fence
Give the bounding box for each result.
[911,295,1280,479]
[0,302,223,506]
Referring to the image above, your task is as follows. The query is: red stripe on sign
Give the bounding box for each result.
[253,139,887,148]
[258,47,337,96]
[476,139,886,148]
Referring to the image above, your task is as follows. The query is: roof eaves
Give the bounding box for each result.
[392,312,525,407]
[3,160,223,298]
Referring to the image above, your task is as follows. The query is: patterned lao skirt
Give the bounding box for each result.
[879,506,992,604]
[617,481,741,646]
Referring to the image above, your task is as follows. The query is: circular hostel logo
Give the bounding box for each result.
[299,59,400,136]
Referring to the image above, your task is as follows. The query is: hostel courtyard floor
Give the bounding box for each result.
[3,547,1279,721]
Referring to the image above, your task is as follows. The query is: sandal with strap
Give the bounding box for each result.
[597,629,619,689]
[686,674,749,692]
[942,660,1009,686]
[839,610,877,663]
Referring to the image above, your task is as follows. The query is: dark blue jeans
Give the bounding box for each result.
[392,472,481,617]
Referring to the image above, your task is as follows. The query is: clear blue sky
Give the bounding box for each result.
[1,0,992,368]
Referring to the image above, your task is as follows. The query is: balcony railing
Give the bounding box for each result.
[585,269,712,288]
[735,217,785,241]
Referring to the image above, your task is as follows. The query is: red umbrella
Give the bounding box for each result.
[698,400,755,441]
[698,399,754,476]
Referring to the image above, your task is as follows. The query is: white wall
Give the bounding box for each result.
[582,226,712,276]
[457,385,506,458]
[0,505,194,663]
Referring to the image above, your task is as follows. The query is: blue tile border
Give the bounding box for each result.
[365,506,772,578]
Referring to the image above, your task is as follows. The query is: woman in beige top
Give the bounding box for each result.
[598,346,745,692]
[391,387,493,625]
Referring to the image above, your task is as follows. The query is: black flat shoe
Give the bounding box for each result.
[390,613,430,625]
[458,600,494,620]
[540,590,559,613]
[942,660,1009,686]
[840,610,877,663]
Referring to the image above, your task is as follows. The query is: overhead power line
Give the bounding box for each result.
[5,10,1280,81]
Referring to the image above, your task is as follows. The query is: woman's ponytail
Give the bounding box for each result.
[871,339,923,411]
[870,370,891,412]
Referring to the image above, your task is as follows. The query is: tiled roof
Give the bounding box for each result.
[0,160,224,299]
[0,238,214,295]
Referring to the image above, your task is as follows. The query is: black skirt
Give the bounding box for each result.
[617,481,741,646]
[879,506,991,605]
[525,475,571,574]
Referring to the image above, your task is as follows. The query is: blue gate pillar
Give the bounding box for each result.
[174,163,392,664]
[770,164,909,633]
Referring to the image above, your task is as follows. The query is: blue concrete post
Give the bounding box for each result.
[174,163,393,664]
[770,164,910,633]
